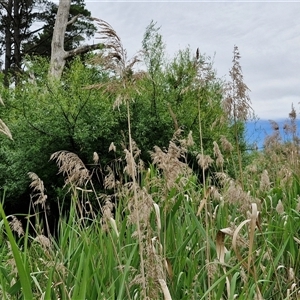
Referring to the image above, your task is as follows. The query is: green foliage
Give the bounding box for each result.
[0,57,124,203]
[130,23,236,167]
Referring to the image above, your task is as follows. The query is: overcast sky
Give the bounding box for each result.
[84,1,300,121]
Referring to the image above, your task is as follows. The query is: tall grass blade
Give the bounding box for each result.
[0,201,33,300]
[117,242,138,300]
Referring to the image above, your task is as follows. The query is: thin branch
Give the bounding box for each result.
[167,103,179,131]
[67,14,82,26]
[64,42,104,58]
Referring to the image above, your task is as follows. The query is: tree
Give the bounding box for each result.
[49,0,103,79]
[0,0,97,85]
[88,20,237,171]
[131,23,231,162]
[142,20,165,118]
[23,0,96,58]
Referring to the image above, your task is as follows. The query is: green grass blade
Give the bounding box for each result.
[0,201,33,300]
[44,266,55,300]
[71,235,91,299]
[117,242,138,299]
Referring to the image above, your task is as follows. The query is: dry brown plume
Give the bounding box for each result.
[0,97,12,140]
[50,150,90,187]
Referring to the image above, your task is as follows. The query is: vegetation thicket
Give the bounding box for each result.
[0,15,300,300]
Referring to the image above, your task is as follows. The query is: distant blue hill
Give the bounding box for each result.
[245,119,300,150]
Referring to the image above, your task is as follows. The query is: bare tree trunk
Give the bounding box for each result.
[2,0,29,86]
[13,0,21,85]
[49,0,104,80]
[4,0,12,86]
[49,0,71,79]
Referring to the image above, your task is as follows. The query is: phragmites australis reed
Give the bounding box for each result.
[197,153,214,171]
[223,179,257,214]
[85,18,143,109]
[276,200,284,215]
[34,234,51,251]
[284,103,297,139]
[213,141,224,169]
[220,135,234,153]
[120,139,170,298]
[150,130,193,191]
[50,150,90,187]
[0,96,12,140]
[223,45,252,122]
[28,172,52,237]
[0,119,12,140]
[223,45,253,185]
[9,216,24,238]
[28,172,48,207]
[259,170,271,192]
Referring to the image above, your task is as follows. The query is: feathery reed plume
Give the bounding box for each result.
[283,104,298,144]
[34,235,51,251]
[0,96,12,140]
[213,141,224,169]
[214,171,230,186]
[223,180,254,213]
[104,166,118,190]
[259,170,271,192]
[127,184,153,234]
[92,18,127,76]
[196,154,213,171]
[220,135,233,153]
[93,151,99,164]
[101,198,116,233]
[264,130,281,150]
[9,216,24,237]
[28,172,52,236]
[186,130,194,147]
[0,119,12,140]
[109,142,116,152]
[223,45,252,122]
[276,200,284,215]
[150,139,192,191]
[223,45,253,185]
[28,172,47,207]
[269,120,279,131]
[85,18,143,108]
[124,149,137,179]
[50,150,90,187]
